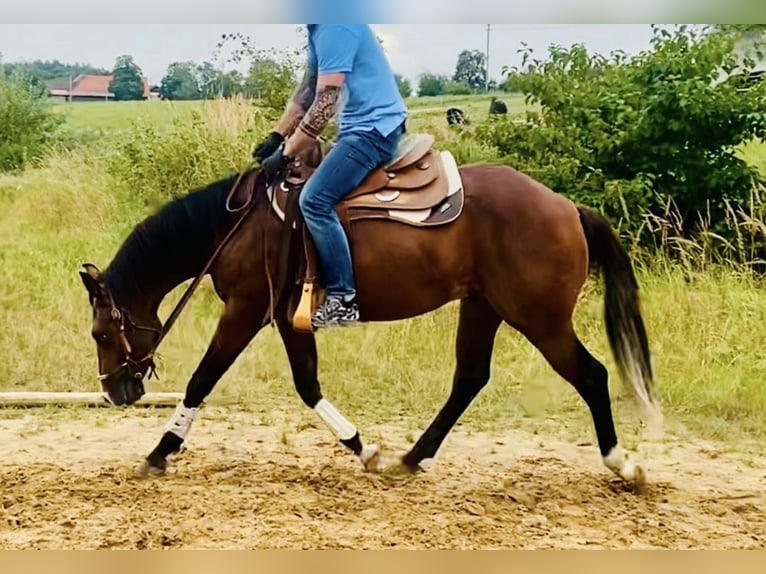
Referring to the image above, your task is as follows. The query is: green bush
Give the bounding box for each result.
[243,54,301,116]
[483,25,766,240]
[0,71,64,172]
[443,80,472,95]
[417,73,449,97]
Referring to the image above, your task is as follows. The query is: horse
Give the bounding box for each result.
[79,134,662,490]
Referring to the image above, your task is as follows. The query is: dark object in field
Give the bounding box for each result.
[446,107,468,126]
[489,99,508,115]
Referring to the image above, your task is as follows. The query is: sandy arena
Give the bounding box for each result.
[1,406,764,549]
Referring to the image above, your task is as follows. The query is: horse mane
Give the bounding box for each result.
[104,172,242,303]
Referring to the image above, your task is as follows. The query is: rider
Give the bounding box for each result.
[254,24,408,329]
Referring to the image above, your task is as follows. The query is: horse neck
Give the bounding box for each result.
[104,170,270,322]
[106,261,198,324]
[104,229,221,323]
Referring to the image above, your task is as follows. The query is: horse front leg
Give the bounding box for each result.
[136,297,265,476]
[275,318,380,471]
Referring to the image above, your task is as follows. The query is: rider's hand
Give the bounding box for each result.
[260,147,291,177]
[252,131,285,162]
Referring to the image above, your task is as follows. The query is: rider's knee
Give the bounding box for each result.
[299,187,327,216]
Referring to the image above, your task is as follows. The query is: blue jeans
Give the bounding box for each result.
[299,124,404,299]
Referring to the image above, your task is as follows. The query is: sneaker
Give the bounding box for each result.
[311,295,360,329]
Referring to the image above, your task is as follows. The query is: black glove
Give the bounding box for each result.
[260,147,291,178]
[252,131,285,162]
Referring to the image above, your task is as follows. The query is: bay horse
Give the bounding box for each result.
[79,134,661,490]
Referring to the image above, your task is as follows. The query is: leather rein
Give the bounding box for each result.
[99,163,267,384]
[101,141,323,385]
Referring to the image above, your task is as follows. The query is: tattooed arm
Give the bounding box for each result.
[273,62,318,137]
[283,72,343,157]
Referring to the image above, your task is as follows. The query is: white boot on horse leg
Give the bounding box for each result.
[603,445,646,491]
[313,398,385,472]
[134,402,199,478]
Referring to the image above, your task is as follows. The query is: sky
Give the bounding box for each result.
[0,24,660,87]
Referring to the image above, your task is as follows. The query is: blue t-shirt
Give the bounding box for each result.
[307,24,408,137]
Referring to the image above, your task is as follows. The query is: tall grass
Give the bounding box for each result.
[109,96,270,208]
[2,96,766,446]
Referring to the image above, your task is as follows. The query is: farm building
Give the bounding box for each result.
[48,74,157,101]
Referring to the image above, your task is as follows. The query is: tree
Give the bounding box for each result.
[159,61,201,100]
[216,33,302,113]
[453,49,487,91]
[417,73,449,96]
[196,62,220,98]
[217,70,245,98]
[0,58,108,83]
[244,56,299,112]
[477,25,766,241]
[109,55,145,101]
[394,74,412,98]
[502,69,524,93]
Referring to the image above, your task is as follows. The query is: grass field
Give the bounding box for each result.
[2,94,766,448]
[52,99,203,136]
[49,92,525,136]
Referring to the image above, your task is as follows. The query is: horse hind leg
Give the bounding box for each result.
[398,293,502,472]
[523,321,646,491]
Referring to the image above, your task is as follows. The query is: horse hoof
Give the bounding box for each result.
[604,446,646,493]
[360,444,381,473]
[632,464,647,495]
[382,455,423,477]
[134,459,166,478]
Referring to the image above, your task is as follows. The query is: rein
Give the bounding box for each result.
[151,165,261,350]
[111,164,262,381]
[103,146,321,384]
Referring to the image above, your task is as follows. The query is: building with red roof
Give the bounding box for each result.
[49,74,156,101]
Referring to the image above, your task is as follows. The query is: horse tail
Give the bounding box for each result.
[578,206,663,431]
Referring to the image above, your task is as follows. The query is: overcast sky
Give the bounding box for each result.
[0,24,658,86]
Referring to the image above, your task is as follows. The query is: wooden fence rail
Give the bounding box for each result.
[0,392,183,408]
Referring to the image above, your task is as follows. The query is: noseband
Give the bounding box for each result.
[96,289,161,385]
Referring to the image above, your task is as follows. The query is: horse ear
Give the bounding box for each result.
[82,263,101,278]
[79,263,103,300]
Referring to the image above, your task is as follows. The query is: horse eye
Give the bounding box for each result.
[92,331,109,343]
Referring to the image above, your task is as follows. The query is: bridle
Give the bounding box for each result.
[96,290,162,386]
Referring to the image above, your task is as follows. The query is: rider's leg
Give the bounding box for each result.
[299,126,402,328]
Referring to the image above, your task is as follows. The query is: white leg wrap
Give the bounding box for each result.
[603,445,637,481]
[163,402,200,440]
[314,398,357,441]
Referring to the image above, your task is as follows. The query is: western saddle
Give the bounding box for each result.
[262,132,465,332]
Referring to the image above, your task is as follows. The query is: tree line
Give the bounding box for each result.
[2,42,500,104]
[155,46,500,101]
